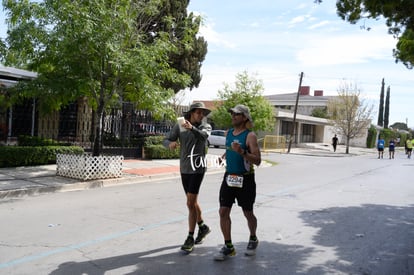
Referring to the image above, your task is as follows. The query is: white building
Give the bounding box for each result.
[264,86,369,147]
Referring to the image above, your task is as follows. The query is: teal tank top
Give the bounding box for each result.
[226,129,253,174]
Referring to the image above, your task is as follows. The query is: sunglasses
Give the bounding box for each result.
[231,112,243,116]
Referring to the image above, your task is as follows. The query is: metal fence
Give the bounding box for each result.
[1,100,174,159]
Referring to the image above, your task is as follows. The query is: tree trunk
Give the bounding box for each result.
[92,104,104,156]
[346,136,350,154]
[93,66,108,157]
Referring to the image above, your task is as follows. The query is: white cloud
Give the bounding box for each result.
[199,21,237,49]
[308,20,331,30]
[288,15,309,26]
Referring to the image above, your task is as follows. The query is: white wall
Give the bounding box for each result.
[324,125,368,147]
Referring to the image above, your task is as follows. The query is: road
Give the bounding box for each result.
[1,150,414,275]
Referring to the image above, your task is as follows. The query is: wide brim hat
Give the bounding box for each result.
[188,102,211,116]
[229,104,254,128]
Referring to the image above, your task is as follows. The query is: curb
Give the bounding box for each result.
[0,168,225,199]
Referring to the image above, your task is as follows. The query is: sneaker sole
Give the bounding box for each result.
[180,248,193,254]
[214,251,236,261]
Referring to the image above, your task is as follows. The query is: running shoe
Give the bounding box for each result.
[245,238,259,256]
[214,245,236,261]
[195,225,211,244]
[181,236,194,253]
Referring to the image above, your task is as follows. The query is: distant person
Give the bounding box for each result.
[164,102,212,254]
[377,136,385,159]
[332,134,339,152]
[388,139,395,159]
[405,138,408,155]
[214,104,261,261]
[396,137,400,146]
[407,138,413,159]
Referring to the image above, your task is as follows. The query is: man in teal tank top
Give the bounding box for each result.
[214,104,262,261]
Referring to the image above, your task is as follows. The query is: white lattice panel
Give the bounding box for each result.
[56,154,123,180]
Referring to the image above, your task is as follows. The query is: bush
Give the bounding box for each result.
[399,132,408,147]
[18,135,71,146]
[0,146,84,167]
[366,125,377,148]
[144,144,180,159]
[143,135,179,159]
[144,135,165,146]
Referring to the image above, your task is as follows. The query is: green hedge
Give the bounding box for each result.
[144,144,180,159]
[399,132,408,147]
[143,135,180,159]
[18,135,71,146]
[366,125,377,148]
[0,146,84,167]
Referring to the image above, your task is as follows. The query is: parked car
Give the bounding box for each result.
[207,130,226,148]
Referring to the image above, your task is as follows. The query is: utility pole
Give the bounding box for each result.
[287,72,304,153]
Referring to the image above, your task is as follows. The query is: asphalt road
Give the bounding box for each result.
[1,150,413,275]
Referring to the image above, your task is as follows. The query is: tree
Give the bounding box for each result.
[377,78,384,127]
[311,107,329,119]
[2,0,199,156]
[315,0,414,69]
[384,86,390,128]
[390,122,409,131]
[137,0,207,92]
[211,71,275,132]
[327,81,373,154]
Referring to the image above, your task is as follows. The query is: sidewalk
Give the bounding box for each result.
[0,156,227,199]
[0,145,377,199]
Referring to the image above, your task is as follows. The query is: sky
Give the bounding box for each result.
[185,0,414,127]
[0,1,413,127]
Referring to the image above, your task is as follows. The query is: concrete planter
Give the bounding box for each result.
[56,153,123,180]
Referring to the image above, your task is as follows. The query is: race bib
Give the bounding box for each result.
[226,174,243,188]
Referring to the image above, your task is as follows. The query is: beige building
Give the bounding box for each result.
[265,86,369,147]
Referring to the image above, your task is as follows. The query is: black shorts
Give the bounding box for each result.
[219,173,256,211]
[181,173,205,194]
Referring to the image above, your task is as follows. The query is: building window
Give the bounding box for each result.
[301,124,315,142]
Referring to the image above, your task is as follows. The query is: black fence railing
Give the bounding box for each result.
[2,100,174,159]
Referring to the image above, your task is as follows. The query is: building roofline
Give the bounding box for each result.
[276,110,330,125]
[0,65,37,81]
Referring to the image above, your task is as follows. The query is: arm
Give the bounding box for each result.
[185,121,211,141]
[245,132,261,166]
[163,124,180,150]
[233,132,261,166]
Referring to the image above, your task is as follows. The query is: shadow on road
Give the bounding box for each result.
[49,204,414,275]
[300,204,414,275]
[50,242,318,275]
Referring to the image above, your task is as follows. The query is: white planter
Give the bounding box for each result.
[56,153,123,180]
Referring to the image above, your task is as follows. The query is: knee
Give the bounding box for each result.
[243,210,256,219]
[219,207,230,219]
[186,200,196,209]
